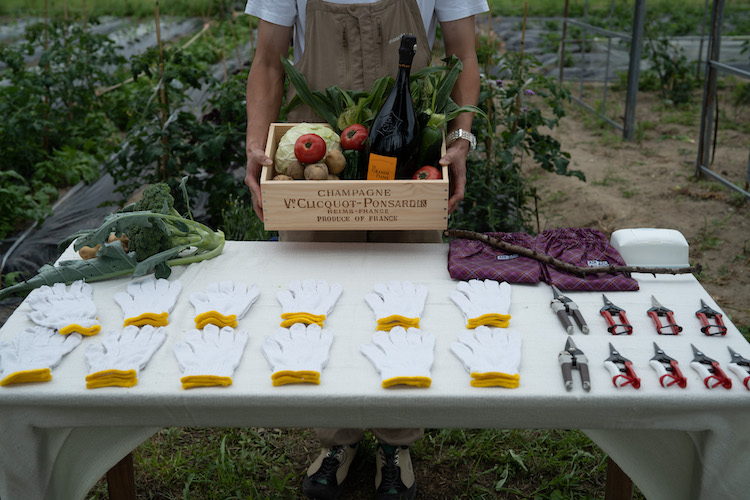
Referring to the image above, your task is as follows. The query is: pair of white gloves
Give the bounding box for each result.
[26,280,101,336]
[171,281,259,389]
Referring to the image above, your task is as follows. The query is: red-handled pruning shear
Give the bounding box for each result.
[605,343,641,389]
[690,344,732,389]
[695,299,728,336]
[649,342,687,388]
[647,296,682,335]
[558,338,590,391]
[551,285,589,335]
[600,295,633,335]
[727,347,750,390]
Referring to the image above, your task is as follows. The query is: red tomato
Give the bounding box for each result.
[412,165,442,180]
[294,134,327,163]
[340,124,368,151]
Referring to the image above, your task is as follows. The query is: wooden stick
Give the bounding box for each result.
[444,229,702,277]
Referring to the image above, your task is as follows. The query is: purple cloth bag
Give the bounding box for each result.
[533,227,639,291]
[448,232,542,284]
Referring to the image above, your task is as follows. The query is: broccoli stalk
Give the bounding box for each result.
[0,183,225,301]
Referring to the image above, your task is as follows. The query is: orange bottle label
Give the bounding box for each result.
[366,153,397,180]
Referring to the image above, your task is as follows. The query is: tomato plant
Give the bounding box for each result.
[294,134,326,163]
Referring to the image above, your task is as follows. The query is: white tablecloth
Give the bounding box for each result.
[0,241,748,500]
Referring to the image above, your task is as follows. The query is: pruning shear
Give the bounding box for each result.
[604,343,641,389]
[727,347,750,390]
[550,285,589,334]
[695,299,728,336]
[690,344,732,389]
[650,342,687,388]
[600,295,633,335]
[647,296,682,335]
[558,338,590,391]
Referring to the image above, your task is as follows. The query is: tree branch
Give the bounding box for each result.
[444,229,701,278]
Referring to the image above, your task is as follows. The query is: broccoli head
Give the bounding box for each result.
[126,183,177,262]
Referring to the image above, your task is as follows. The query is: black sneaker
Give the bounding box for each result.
[375,444,416,500]
[302,443,358,500]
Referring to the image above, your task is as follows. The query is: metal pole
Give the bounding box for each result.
[559,0,570,82]
[623,0,646,141]
[697,0,724,178]
[601,0,616,117]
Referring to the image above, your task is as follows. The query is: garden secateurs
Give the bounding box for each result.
[605,343,641,389]
[550,285,589,334]
[695,299,728,336]
[559,338,590,391]
[647,296,682,335]
[690,344,732,389]
[650,342,687,388]
[600,295,633,335]
[727,347,750,390]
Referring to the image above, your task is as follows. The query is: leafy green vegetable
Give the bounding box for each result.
[275,123,341,175]
[0,181,225,301]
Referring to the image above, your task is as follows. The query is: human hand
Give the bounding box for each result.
[439,141,470,213]
[245,147,273,220]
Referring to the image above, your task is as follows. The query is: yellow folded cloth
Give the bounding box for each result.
[279,312,326,328]
[180,375,233,389]
[85,369,138,389]
[271,370,320,386]
[469,371,519,388]
[382,376,431,388]
[375,315,420,331]
[59,323,101,336]
[466,313,511,329]
[124,312,170,328]
[0,368,52,386]
[194,311,238,329]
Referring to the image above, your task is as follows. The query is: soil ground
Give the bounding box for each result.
[530,86,750,331]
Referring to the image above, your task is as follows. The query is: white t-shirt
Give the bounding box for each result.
[244,0,489,62]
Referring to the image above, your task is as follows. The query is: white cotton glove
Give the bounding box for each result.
[27,280,101,336]
[450,326,522,388]
[261,323,333,386]
[450,280,512,329]
[189,281,260,329]
[84,325,166,388]
[173,324,248,389]
[0,326,82,386]
[364,280,428,331]
[360,327,434,388]
[113,277,182,327]
[276,279,342,328]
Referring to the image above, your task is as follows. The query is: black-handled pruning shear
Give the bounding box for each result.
[647,296,682,335]
[600,295,633,335]
[695,299,728,336]
[728,347,750,390]
[650,342,687,388]
[604,343,641,389]
[551,285,589,334]
[558,338,590,391]
[690,344,732,389]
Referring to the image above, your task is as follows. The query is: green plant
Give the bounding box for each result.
[641,22,700,105]
[220,195,277,241]
[450,50,582,233]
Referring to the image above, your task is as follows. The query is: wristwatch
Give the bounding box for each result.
[446,129,477,153]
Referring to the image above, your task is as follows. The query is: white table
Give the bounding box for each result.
[0,241,748,500]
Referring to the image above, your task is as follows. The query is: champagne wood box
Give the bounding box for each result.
[260,123,449,231]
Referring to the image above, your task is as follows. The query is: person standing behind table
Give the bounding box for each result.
[244,0,487,244]
[244,1,488,499]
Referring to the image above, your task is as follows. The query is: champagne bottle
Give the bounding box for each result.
[362,34,420,180]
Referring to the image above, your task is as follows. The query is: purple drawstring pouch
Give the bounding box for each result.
[533,227,639,291]
[447,232,542,284]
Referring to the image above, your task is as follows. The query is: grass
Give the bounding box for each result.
[86,428,644,499]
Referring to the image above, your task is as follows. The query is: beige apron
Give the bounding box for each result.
[288,0,432,123]
[282,0,442,243]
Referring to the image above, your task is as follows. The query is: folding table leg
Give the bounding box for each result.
[605,456,633,500]
[106,452,136,500]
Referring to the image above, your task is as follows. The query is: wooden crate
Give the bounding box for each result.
[260,123,449,231]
